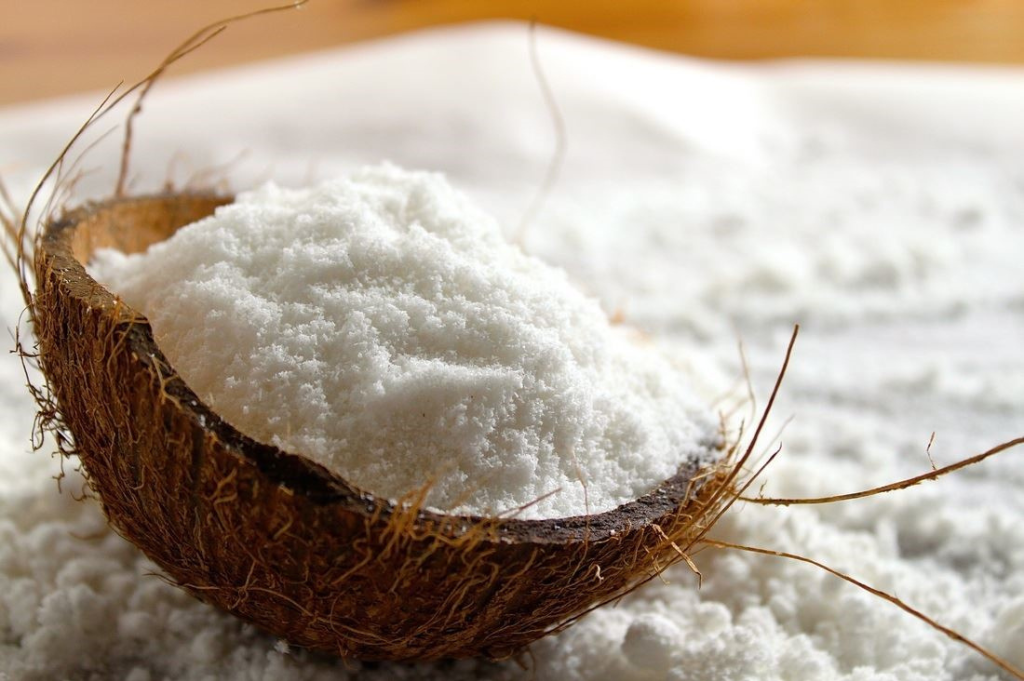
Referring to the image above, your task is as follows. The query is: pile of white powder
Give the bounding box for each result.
[2,23,1024,681]
[89,164,717,519]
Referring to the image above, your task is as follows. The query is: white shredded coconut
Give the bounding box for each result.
[89,164,718,519]
[2,23,1023,681]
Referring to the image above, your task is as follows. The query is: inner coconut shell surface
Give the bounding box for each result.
[33,193,730,661]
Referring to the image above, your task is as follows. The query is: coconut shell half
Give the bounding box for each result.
[32,194,729,661]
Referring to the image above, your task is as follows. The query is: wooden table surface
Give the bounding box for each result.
[4,0,1024,106]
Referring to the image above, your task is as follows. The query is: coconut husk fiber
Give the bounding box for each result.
[31,193,733,661]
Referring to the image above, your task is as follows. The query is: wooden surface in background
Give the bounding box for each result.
[3,0,1024,105]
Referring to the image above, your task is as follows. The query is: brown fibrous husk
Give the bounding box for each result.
[30,193,740,661]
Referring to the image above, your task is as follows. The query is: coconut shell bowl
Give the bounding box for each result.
[31,193,729,661]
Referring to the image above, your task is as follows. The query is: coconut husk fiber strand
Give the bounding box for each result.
[32,193,732,661]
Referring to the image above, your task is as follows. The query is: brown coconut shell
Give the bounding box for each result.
[32,193,731,661]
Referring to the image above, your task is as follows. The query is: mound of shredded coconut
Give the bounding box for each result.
[89,164,718,519]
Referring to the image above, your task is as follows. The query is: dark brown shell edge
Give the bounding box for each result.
[33,193,730,661]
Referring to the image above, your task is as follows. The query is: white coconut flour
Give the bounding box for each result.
[3,24,1024,681]
[89,164,718,519]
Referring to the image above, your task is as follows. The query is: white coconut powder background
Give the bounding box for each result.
[1,22,1023,681]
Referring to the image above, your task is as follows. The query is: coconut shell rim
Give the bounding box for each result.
[40,192,720,546]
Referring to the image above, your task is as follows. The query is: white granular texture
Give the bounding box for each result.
[89,164,718,519]
[4,24,1024,681]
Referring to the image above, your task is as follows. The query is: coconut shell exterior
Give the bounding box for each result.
[32,194,729,661]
